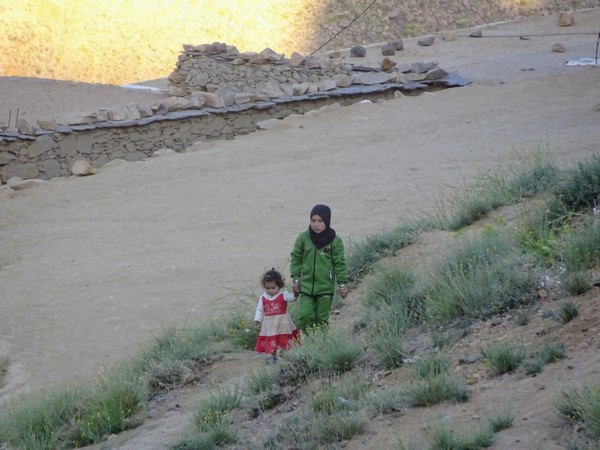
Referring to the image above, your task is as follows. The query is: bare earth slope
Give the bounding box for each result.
[1,8,600,449]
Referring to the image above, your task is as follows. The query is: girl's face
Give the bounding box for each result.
[263,280,280,296]
[310,215,326,233]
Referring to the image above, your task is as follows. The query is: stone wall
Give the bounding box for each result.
[167,41,450,101]
[0,42,468,183]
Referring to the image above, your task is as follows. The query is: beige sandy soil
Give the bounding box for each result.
[0,7,599,434]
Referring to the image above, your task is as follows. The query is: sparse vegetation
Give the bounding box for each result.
[480,341,527,375]
[425,230,538,323]
[428,423,495,450]
[346,222,423,284]
[3,152,600,449]
[559,300,579,324]
[487,410,514,432]
[404,376,469,407]
[557,386,600,441]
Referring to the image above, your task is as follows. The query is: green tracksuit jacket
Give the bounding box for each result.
[290,229,348,297]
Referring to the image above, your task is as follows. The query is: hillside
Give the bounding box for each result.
[1,5,600,450]
[1,0,599,84]
[313,0,600,52]
[83,206,600,450]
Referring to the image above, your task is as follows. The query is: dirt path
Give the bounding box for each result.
[1,9,599,410]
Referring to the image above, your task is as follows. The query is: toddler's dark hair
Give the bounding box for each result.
[261,268,285,288]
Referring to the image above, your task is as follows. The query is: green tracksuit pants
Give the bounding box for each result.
[297,294,333,332]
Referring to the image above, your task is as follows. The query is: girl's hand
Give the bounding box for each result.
[292,280,300,298]
[339,285,349,299]
[254,321,261,331]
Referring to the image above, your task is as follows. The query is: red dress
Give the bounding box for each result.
[254,291,299,353]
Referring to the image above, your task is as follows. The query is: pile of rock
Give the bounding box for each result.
[167,41,450,106]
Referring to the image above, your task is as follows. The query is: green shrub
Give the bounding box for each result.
[515,310,530,326]
[519,210,564,265]
[560,220,600,273]
[411,354,450,380]
[346,222,423,283]
[428,424,494,449]
[194,385,242,431]
[563,271,593,295]
[426,231,537,323]
[225,311,260,350]
[559,301,579,324]
[523,359,544,375]
[132,323,225,394]
[309,371,369,414]
[362,388,407,416]
[436,177,510,231]
[265,410,367,449]
[368,329,407,369]
[280,328,363,383]
[171,418,237,449]
[507,156,559,198]
[487,410,514,432]
[404,376,469,407]
[557,386,600,441]
[0,372,146,449]
[555,153,600,213]
[539,341,566,364]
[362,264,425,321]
[480,341,527,375]
[244,366,279,396]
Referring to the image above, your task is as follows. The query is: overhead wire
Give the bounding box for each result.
[306,2,600,64]
[307,0,378,58]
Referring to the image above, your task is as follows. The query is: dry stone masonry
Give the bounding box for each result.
[168,41,451,102]
[0,41,468,183]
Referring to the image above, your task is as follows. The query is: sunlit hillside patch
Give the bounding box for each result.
[0,0,326,85]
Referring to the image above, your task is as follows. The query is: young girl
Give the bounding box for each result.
[290,204,349,332]
[254,268,299,363]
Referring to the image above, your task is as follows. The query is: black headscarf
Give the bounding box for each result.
[309,204,336,249]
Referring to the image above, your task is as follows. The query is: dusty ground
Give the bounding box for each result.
[1,8,600,449]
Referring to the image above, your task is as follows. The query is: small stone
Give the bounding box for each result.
[390,39,403,51]
[380,57,397,71]
[441,31,455,41]
[470,29,483,38]
[551,43,566,53]
[381,42,396,56]
[538,288,550,299]
[417,36,435,46]
[71,160,95,176]
[17,119,35,135]
[36,118,57,131]
[288,52,305,68]
[425,67,448,80]
[558,12,574,27]
[350,45,367,57]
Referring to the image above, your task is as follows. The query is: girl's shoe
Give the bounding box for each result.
[265,355,277,364]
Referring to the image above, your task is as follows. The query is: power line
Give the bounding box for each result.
[307,0,378,58]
